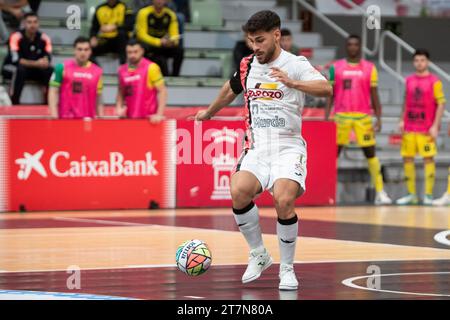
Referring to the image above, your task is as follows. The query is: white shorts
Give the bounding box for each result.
[234,141,307,193]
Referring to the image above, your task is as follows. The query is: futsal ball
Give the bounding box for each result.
[176,239,212,276]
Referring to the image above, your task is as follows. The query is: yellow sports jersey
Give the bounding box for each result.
[136,5,179,47]
[127,62,164,88]
[147,63,164,88]
[433,80,446,105]
[369,65,378,87]
[90,1,132,39]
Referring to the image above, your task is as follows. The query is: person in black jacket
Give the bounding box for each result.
[1,12,53,104]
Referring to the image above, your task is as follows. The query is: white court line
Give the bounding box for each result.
[342,271,450,297]
[53,216,150,227]
[434,230,450,246]
[184,296,205,299]
[2,258,450,274]
[53,216,244,235]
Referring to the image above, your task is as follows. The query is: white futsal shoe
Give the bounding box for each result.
[242,247,273,284]
[396,193,419,205]
[432,193,450,206]
[375,190,392,205]
[279,264,298,291]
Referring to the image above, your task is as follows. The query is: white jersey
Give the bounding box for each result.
[230,49,326,150]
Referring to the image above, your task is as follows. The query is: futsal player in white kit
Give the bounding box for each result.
[195,11,332,290]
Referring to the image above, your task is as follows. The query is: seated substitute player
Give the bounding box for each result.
[116,39,167,123]
[135,0,184,76]
[48,37,104,119]
[396,49,446,205]
[1,12,53,105]
[89,0,133,65]
[325,35,392,205]
[195,11,332,291]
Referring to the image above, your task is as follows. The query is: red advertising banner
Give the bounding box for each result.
[0,119,336,212]
[7,120,176,211]
[176,120,337,207]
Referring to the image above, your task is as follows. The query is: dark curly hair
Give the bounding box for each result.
[413,48,430,59]
[242,10,281,33]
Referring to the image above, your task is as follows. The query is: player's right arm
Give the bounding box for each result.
[96,75,104,118]
[48,87,59,119]
[116,86,126,118]
[195,69,242,121]
[48,63,64,119]
[195,81,237,121]
[116,75,126,118]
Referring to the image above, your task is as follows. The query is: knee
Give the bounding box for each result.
[230,185,254,208]
[45,67,54,77]
[174,46,184,56]
[15,64,26,74]
[274,194,295,214]
[362,146,376,159]
[424,157,434,164]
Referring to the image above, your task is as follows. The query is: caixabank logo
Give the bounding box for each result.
[15,149,159,180]
[247,83,284,101]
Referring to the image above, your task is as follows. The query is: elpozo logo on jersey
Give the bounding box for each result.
[15,149,159,180]
[247,83,284,100]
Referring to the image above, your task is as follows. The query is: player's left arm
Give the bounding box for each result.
[429,80,446,139]
[96,76,104,118]
[369,66,382,132]
[269,59,332,97]
[148,63,167,124]
[151,83,167,124]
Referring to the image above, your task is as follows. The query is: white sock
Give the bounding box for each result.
[233,201,264,252]
[277,215,298,266]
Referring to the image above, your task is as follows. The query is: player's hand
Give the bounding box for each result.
[195,110,212,121]
[149,114,165,124]
[429,125,439,139]
[116,107,127,118]
[398,120,404,134]
[90,37,98,48]
[160,37,171,47]
[270,67,294,88]
[161,37,175,48]
[101,24,116,33]
[37,57,49,69]
[9,7,23,20]
[374,118,382,132]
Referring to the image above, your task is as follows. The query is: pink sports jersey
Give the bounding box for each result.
[118,58,158,118]
[59,60,102,119]
[404,73,441,133]
[332,59,374,114]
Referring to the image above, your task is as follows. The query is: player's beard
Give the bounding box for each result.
[128,56,141,66]
[76,57,89,66]
[258,42,276,64]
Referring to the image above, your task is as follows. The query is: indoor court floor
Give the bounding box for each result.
[0,206,449,300]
